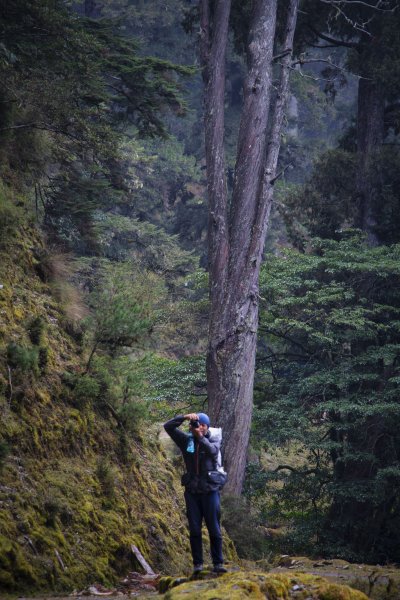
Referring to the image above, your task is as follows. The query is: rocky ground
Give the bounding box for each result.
[14,556,400,599]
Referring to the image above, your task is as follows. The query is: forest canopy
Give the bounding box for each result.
[0,1,400,591]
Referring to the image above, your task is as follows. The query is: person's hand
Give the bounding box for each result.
[184,413,199,421]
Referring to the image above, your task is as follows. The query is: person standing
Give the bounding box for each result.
[163,412,227,574]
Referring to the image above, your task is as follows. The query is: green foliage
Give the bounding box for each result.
[221,496,271,560]
[0,0,192,249]
[85,264,160,369]
[282,145,400,247]
[0,441,10,474]
[96,458,117,500]
[140,354,207,415]
[94,214,196,277]
[281,149,357,246]
[252,236,400,562]
[0,187,23,245]
[89,133,207,264]
[27,316,45,346]
[101,0,191,64]
[117,401,149,436]
[72,375,101,409]
[38,346,49,373]
[6,343,39,375]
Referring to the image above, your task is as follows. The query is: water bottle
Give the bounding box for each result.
[187,433,195,453]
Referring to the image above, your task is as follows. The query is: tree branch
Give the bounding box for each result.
[269,162,292,185]
[307,25,359,48]
[273,464,319,475]
[0,122,83,141]
[319,0,397,11]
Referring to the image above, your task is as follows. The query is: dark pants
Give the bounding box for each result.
[184,490,223,566]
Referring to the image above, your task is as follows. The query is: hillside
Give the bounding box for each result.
[0,198,227,593]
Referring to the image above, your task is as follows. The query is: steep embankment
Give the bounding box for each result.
[0,200,214,593]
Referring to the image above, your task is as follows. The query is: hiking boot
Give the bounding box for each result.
[213,563,227,574]
[193,564,203,573]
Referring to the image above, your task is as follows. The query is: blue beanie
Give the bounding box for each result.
[198,412,210,426]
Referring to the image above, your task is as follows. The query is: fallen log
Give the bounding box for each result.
[131,543,156,576]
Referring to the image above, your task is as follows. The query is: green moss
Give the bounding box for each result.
[0,534,38,589]
[0,568,14,588]
[0,210,204,594]
[162,571,369,600]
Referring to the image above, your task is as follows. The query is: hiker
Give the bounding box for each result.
[163,412,227,574]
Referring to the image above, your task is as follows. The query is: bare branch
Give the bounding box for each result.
[335,9,374,36]
[320,0,397,11]
[293,57,347,71]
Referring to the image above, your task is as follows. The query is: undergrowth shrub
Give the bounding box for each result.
[42,487,74,527]
[117,431,130,464]
[0,441,10,473]
[27,316,45,345]
[38,346,49,373]
[43,496,62,528]
[117,401,149,436]
[0,372,7,398]
[61,315,84,343]
[6,343,39,375]
[72,374,101,408]
[96,457,117,500]
[0,187,22,245]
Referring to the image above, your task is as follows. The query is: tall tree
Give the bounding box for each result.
[297,0,400,244]
[0,0,191,250]
[200,0,299,494]
[254,236,400,561]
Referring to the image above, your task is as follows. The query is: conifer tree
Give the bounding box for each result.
[200,0,299,494]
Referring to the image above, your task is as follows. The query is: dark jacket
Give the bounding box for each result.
[164,415,221,493]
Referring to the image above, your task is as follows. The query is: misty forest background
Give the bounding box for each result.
[1,0,400,593]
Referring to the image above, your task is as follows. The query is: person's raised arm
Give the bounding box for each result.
[164,414,190,450]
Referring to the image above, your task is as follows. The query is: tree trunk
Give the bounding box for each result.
[201,0,298,495]
[356,77,385,245]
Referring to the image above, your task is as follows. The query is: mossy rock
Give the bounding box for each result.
[162,570,369,599]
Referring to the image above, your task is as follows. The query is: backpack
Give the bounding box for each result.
[208,427,227,487]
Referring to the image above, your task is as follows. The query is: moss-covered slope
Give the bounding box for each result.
[0,209,198,593]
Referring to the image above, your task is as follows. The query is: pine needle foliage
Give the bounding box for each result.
[253,235,400,562]
[84,263,160,371]
[0,0,193,246]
